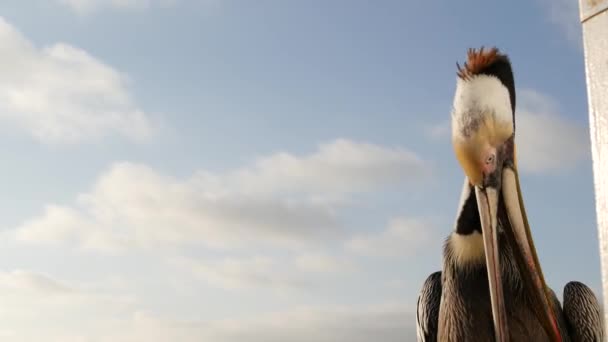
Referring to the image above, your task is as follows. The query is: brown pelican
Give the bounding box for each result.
[416,47,604,342]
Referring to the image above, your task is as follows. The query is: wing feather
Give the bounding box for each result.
[416,271,442,342]
[563,281,603,342]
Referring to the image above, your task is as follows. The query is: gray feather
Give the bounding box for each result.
[563,281,604,342]
[416,271,441,342]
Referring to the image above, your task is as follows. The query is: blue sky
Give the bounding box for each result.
[0,0,598,340]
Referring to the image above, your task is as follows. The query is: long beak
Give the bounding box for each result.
[476,166,562,342]
[500,166,562,341]
[475,185,510,342]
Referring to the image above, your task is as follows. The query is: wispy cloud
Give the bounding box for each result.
[12,139,432,253]
[171,256,308,292]
[0,270,73,295]
[0,270,135,341]
[537,0,582,48]
[169,251,359,293]
[294,252,357,274]
[58,0,177,15]
[0,268,416,341]
[516,89,589,173]
[196,139,431,196]
[346,218,432,257]
[0,17,154,144]
[105,304,416,342]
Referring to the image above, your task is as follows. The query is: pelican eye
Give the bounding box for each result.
[485,154,495,165]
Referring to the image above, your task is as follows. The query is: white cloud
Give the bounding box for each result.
[0,17,154,144]
[169,251,357,292]
[515,89,589,173]
[105,304,416,342]
[58,0,177,14]
[0,270,73,295]
[13,204,136,254]
[13,164,341,252]
[196,139,431,195]
[537,0,582,48]
[0,270,135,342]
[426,89,589,173]
[0,268,417,341]
[294,252,356,274]
[346,218,432,257]
[171,256,307,292]
[12,139,430,253]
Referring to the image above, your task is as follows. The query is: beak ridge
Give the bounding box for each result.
[475,186,510,342]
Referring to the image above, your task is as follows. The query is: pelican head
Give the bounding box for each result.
[451,47,561,342]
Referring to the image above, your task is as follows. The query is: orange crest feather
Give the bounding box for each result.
[456,47,501,80]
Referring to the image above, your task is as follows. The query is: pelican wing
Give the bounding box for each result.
[563,281,604,342]
[416,271,442,342]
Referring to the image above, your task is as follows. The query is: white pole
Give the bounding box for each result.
[579,0,608,331]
